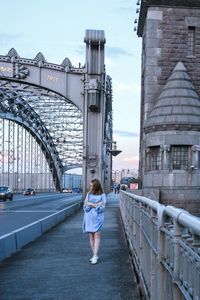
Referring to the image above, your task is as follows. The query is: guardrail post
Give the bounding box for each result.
[139,201,143,289]
[149,207,157,300]
[157,205,167,300]
[172,218,182,300]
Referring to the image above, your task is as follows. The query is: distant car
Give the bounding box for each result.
[23,188,36,196]
[120,184,127,191]
[0,186,13,201]
[62,188,73,193]
[72,188,82,193]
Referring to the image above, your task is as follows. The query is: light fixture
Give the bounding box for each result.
[106,140,122,157]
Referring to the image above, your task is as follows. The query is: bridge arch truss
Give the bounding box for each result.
[0,79,83,191]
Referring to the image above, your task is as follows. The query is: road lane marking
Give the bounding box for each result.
[0,210,57,213]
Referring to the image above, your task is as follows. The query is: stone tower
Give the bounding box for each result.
[137,0,200,214]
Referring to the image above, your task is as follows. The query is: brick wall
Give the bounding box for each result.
[158,8,200,95]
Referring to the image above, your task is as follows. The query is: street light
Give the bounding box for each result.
[107,141,122,157]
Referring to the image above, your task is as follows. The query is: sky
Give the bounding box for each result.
[0,0,142,173]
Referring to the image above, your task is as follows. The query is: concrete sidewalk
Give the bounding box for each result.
[0,193,140,300]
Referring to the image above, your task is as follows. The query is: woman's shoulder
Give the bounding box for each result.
[97,193,106,199]
[90,193,105,198]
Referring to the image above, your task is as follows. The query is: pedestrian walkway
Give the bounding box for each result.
[0,193,140,300]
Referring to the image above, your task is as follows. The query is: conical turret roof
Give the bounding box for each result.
[144,62,200,131]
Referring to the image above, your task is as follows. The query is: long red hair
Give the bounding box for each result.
[90,178,103,195]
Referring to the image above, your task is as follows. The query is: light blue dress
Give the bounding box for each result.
[82,193,106,233]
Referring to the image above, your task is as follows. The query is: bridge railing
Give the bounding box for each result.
[120,191,200,300]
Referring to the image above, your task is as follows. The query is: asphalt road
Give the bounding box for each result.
[0,192,83,236]
[0,193,141,300]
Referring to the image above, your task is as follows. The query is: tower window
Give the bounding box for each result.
[148,146,161,171]
[171,146,188,170]
[187,26,195,56]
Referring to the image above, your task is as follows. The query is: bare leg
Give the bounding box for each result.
[93,231,101,257]
[89,233,95,254]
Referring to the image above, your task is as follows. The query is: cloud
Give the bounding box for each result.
[112,0,136,14]
[123,155,139,163]
[106,47,132,57]
[75,45,132,58]
[114,130,139,137]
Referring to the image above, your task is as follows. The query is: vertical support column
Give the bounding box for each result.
[2,119,5,185]
[192,145,200,168]
[16,124,19,191]
[18,125,23,190]
[162,145,170,170]
[83,30,106,195]
[0,119,3,185]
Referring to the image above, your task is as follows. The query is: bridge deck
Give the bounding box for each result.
[0,193,140,300]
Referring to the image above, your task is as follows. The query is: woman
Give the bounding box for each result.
[82,178,106,264]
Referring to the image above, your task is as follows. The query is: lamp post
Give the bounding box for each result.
[104,140,122,192]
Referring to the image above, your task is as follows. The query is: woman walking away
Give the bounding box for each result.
[82,178,106,264]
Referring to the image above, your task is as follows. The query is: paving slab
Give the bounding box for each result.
[0,193,140,300]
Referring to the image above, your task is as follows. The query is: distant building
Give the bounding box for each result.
[137,0,200,215]
[62,173,82,191]
[112,169,137,184]
[121,176,137,186]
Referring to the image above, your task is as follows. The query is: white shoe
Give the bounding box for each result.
[91,256,98,264]
[90,255,98,262]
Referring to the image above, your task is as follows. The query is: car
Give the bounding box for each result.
[0,186,13,201]
[23,188,36,196]
[62,188,72,193]
[72,188,82,193]
[120,184,127,191]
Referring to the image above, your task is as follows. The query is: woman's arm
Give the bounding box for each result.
[83,193,89,206]
[86,201,97,208]
[84,193,97,208]
[85,194,106,208]
[86,200,105,208]
[95,194,106,208]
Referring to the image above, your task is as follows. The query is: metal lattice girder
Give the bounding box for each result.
[0,80,83,190]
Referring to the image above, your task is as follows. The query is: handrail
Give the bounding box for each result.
[123,190,161,211]
[124,190,200,235]
[119,190,200,300]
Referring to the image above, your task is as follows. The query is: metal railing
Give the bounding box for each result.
[120,191,200,300]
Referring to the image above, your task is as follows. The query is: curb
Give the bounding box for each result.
[0,201,82,262]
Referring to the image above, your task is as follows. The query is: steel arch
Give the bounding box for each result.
[0,79,83,191]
